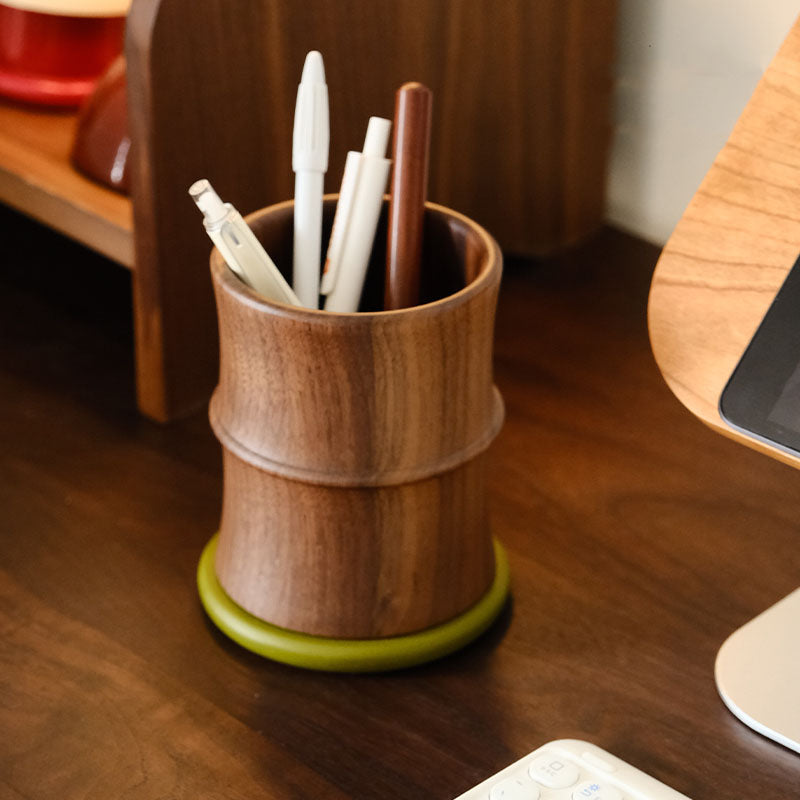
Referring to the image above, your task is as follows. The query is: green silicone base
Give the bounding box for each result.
[197,534,510,672]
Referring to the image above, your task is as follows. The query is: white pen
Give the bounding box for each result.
[189,179,300,306]
[321,116,392,313]
[292,50,329,309]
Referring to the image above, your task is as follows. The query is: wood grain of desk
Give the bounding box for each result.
[2,210,800,797]
[649,16,800,471]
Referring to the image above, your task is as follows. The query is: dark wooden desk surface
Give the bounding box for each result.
[2,207,799,798]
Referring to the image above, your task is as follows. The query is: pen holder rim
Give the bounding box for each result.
[209,195,502,319]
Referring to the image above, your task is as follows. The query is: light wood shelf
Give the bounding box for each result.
[0,99,134,268]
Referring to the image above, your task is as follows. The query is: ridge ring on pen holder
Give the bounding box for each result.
[198,196,509,672]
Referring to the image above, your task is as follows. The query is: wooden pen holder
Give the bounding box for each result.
[198,197,509,671]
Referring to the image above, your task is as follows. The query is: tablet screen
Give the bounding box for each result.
[720,253,800,456]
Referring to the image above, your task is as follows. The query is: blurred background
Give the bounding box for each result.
[608,0,799,245]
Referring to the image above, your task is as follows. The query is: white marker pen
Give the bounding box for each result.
[321,116,392,313]
[292,51,329,308]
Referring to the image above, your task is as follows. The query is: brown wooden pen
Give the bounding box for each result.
[385,82,433,310]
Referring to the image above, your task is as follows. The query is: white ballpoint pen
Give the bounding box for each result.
[292,50,330,308]
[189,179,300,306]
[321,116,392,313]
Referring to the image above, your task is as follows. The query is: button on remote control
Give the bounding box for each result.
[528,754,580,788]
[571,780,623,800]
[489,775,540,799]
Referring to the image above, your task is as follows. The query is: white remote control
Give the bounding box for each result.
[453,739,691,799]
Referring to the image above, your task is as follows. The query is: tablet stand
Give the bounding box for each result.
[649,17,800,753]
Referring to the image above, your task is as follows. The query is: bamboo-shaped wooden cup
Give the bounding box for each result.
[203,197,506,663]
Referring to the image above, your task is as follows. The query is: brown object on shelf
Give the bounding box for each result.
[385,82,432,310]
[208,198,504,639]
[649,17,800,471]
[71,57,130,195]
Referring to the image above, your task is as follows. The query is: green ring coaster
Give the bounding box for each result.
[197,534,510,673]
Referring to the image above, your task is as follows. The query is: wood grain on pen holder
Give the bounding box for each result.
[208,197,504,639]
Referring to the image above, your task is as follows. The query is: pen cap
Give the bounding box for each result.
[208,197,505,641]
[292,51,329,173]
[362,116,391,157]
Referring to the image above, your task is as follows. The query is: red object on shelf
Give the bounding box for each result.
[0,3,125,107]
[71,56,130,193]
